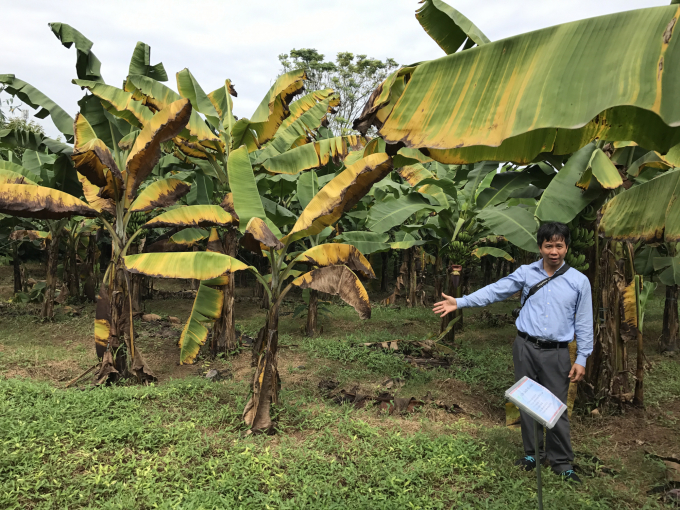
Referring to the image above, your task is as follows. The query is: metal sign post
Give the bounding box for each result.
[505,376,568,510]
[534,419,543,510]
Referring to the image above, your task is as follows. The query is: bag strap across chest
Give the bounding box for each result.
[521,263,571,307]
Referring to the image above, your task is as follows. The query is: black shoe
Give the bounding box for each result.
[515,455,537,471]
[560,469,582,483]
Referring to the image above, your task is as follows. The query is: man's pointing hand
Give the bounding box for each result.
[433,293,458,317]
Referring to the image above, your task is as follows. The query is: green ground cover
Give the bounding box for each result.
[0,277,678,509]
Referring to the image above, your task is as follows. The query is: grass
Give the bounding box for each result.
[0,271,678,509]
[0,377,666,510]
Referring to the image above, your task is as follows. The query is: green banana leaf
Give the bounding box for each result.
[416,0,490,55]
[476,205,539,253]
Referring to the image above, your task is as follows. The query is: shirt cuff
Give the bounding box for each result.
[457,296,468,309]
[575,354,588,367]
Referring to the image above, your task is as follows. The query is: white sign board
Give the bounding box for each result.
[505,376,567,429]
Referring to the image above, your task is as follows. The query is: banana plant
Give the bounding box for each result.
[77,60,357,354]
[124,149,392,432]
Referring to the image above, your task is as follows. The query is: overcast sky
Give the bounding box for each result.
[1,0,669,138]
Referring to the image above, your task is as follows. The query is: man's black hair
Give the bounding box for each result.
[537,222,570,247]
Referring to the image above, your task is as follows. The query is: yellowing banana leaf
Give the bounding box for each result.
[125,74,222,150]
[369,6,680,163]
[476,205,539,253]
[73,80,153,128]
[261,135,363,175]
[397,164,434,186]
[0,168,38,185]
[77,173,115,215]
[252,97,336,165]
[622,277,640,335]
[143,205,236,229]
[124,251,249,280]
[0,183,98,219]
[415,0,490,55]
[284,153,393,243]
[242,217,284,253]
[576,148,623,190]
[627,150,673,178]
[353,67,414,136]
[600,169,680,243]
[170,228,209,246]
[291,244,375,278]
[129,178,191,212]
[125,98,192,202]
[278,88,338,131]
[0,74,75,138]
[249,69,307,145]
[9,230,50,250]
[95,289,112,358]
[291,265,371,319]
[72,113,122,190]
[206,228,225,254]
[471,246,514,262]
[207,79,237,125]
[179,283,224,365]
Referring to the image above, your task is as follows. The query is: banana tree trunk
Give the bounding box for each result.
[243,308,280,433]
[41,229,62,319]
[12,243,22,294]
[434,251,443,301]
[660,284,679,353]
[83,235,97,302]
[381,251,389,292]
[68,242,79,299]
[306,289,318,337]
[212,230,238,354]
[633,327,644,406]
[439,263,462,344]
[128,244,143,313]
[583,240,631,404]
[408,248,417,307]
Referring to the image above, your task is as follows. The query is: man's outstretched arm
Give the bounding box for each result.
[433,266,525,317]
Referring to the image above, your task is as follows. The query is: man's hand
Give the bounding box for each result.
[433,293,457,317]
[568,363,585,383]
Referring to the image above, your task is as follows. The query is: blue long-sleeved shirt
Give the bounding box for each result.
[457,260,593,367]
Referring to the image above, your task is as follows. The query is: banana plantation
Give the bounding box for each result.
[1,1,679,508]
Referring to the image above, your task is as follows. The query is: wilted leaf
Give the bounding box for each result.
[291,244,375,278]
[0,183,98,219]
[124,251,249,280]
[291,265,371,319]
[143,205,236,229]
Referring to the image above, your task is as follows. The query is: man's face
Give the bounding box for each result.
[539,236,568,269]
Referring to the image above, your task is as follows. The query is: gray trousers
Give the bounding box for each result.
[512,334,574,473]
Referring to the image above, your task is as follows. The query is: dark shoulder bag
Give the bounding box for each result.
[511,264,571,319]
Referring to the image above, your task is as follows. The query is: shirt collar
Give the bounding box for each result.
[533,259,565,276]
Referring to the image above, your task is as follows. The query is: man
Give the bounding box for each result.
[433,222,592,483]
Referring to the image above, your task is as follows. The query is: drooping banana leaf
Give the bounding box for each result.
[0,75,74,139]
[359,6,680,164]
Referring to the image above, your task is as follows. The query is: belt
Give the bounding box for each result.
[518,330,568,349]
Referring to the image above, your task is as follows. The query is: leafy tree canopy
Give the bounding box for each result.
[278,49,397,136]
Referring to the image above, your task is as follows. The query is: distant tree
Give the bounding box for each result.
[1,86,46,159]
[279,49,397,136]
